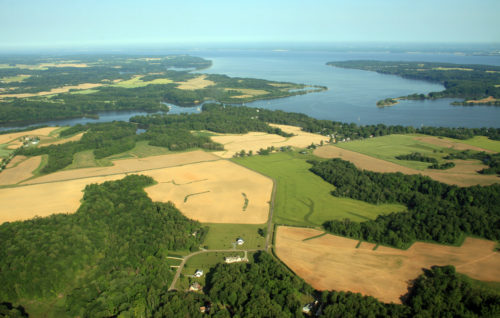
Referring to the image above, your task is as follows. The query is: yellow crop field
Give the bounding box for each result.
[212,124,329,158]
[175,75,214,90]
[0,83,102,99]
[0,175,124,224]
[0,127,59,145]
[0,156,41,185]
[22,150,219,185]
[275,226,500,304]
[144,160,272,224]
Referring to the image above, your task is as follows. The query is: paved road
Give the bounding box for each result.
[168,248,261,291]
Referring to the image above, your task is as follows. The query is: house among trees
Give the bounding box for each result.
[194,269,204,277]
[189,282,201,292]
[224,255,248,264]
[236,238,245,245]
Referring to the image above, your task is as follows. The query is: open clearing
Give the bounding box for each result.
[202,223,266,250]
[40,132,84,146]
[0,156,41,185]
[112,75,173,88]
[314,145,499,187]
[224,88,269,98]
[22,150,219,185]
[412,135,494,153]
[1,151,271,224]
[1,74,31,83]
[233,152,403,226]
[0,83,102,99]
[144,160,272,224]
[175,75,214,90]
[276,226,500,304]
[212,124,329,158]
[0,127,59,145]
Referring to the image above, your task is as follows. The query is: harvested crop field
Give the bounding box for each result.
[314,145,499,186]
[0,127,59,145]
[23,150,219,185]
[175,75,214,90]
[1,153,271,224]
[0,156,41,185]
[212,124,329,158]
[144,160,272,223]
[0,175,123,224]
[0,83,102,99]
[275,226,500,304]
[41,132,84,146]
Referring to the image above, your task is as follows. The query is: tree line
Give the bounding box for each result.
[310,158,500,248]
[0,175,206,317]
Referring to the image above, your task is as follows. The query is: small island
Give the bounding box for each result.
[376,97,399,107]
[328,60,500,107]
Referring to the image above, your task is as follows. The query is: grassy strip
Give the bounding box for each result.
[233,151,403,227]
[302,232,327,242]
[184,191,210,203]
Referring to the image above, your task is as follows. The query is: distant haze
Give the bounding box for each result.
[0,0,499,50]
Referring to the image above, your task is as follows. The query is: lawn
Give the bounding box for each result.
[202,223,266,250]
[233,151,404,227]
[178,251,254,291]
[335,134,446,170]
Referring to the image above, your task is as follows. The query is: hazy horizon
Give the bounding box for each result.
[1,0,499,51]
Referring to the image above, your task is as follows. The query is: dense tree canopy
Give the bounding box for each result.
[311,158,500,248]
[0,175,205,316]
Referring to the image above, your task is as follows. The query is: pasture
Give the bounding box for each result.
[212,124,329,158]
[314,145,499,187]
[275,226,500,304]
[233,151,403,227]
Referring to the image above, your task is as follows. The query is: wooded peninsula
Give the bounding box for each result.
[327,60,500,106]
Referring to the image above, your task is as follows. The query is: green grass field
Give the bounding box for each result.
[202,223,266,250]
[457,136,500,153]
[178,251,253,291]
[106,140,172,160]
[335,134,448,170]
[233,152,404,227]
[0,144,13,158]
[66,150,100,169]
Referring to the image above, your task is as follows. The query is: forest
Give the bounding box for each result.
[0,175,206,317]
[0,55,316,125]
[14,103,500,175]
[311,158,500,248]
[327,60,500,105]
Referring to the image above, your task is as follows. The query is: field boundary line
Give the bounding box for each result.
[15,157,222,188]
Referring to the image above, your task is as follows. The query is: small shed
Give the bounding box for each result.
[236,238,245,245]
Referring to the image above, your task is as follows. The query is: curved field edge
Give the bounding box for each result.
[232,151,404,227]
[275,225,500,304]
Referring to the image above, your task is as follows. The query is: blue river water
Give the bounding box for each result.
[2,49,500,130]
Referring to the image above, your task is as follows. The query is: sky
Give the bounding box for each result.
[1,0,499,49]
